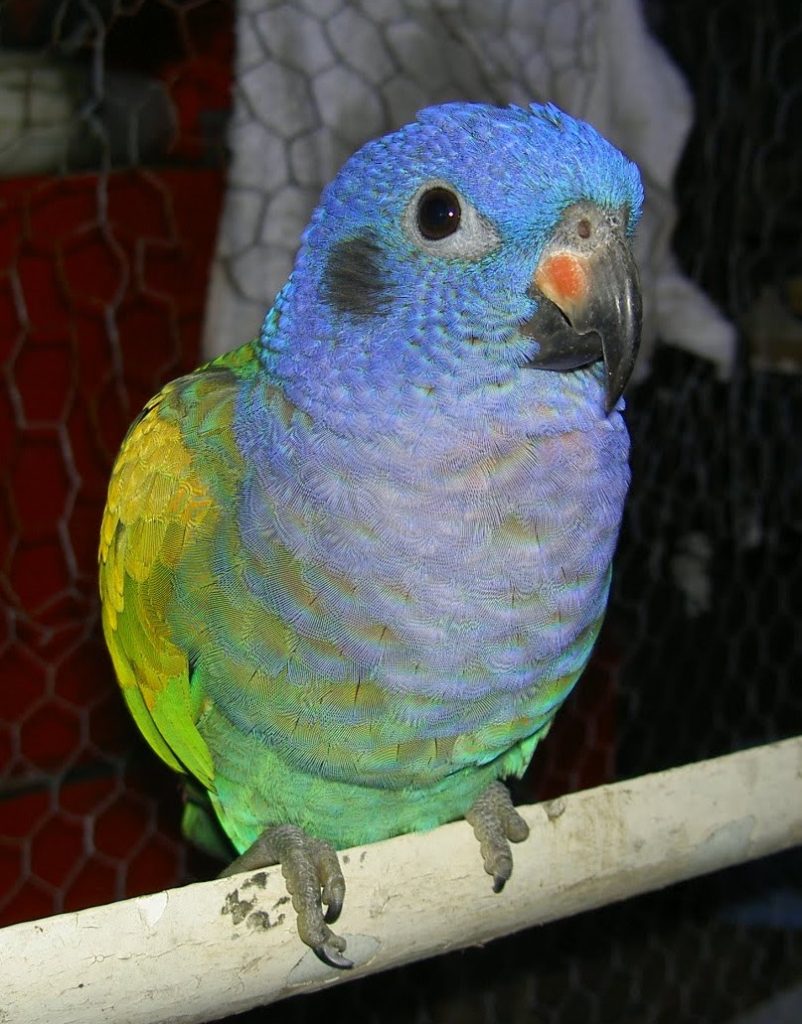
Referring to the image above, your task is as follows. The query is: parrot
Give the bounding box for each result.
[99,101,643,968]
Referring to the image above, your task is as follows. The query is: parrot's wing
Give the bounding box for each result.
[99,353,253,789]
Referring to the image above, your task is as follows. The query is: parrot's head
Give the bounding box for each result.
[268,102,644,420]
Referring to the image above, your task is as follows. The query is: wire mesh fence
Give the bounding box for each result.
[1,1,800,1022]
[0,0,233,924]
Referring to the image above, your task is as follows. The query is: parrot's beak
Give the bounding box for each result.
[522,203,642,413]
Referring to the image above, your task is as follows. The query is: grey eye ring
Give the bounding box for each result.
[403,180,501,261]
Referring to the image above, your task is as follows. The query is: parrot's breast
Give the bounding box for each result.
[225,374,629,758]
[182,373,630,850]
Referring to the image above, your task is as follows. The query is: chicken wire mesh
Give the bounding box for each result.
[1,1,801,1022]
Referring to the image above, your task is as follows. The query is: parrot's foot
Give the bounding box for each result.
[219,824,352,969]
[466,781,530,893]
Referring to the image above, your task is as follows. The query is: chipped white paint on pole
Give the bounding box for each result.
[3,737,802,1024]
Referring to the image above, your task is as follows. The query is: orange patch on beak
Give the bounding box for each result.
[534,253,588,311]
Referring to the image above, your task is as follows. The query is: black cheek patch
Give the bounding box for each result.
[322,233,394,317]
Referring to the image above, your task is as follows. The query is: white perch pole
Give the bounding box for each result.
[3,737,802,1024]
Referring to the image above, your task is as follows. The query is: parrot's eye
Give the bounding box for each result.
[417,187,462,240]
[403,180,500,260]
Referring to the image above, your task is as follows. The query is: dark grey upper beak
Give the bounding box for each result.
[521,203,642,413]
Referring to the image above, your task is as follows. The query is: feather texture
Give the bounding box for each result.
[100,102,643,852]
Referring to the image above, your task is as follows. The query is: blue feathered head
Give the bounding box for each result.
[264,102,643,418]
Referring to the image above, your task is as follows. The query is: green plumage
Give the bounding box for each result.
[100,106,642,960]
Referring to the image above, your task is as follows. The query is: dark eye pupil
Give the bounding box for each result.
[417,187,461,240]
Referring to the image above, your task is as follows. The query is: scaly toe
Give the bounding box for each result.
[466,781,529,890]
[221,824,350,968]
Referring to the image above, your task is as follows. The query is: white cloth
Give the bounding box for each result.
[203,0,735,381]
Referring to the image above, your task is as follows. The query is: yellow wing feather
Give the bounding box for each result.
[99,371,243,789]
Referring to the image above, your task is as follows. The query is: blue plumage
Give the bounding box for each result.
[101,101,644,965]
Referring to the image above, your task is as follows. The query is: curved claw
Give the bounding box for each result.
[324,896,344,925]
[317,849,346,925]
[315,943,355,970]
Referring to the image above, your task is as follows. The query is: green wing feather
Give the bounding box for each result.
[99,345,258,792]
